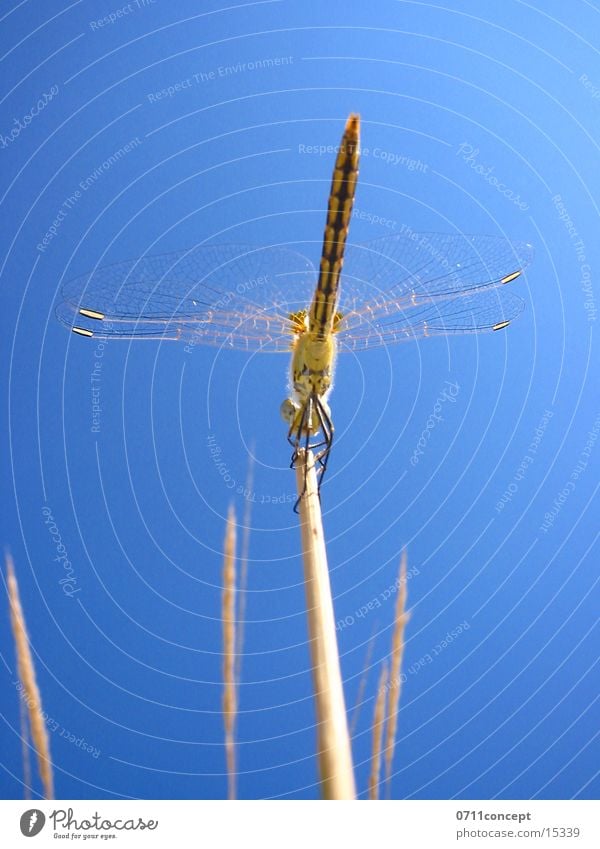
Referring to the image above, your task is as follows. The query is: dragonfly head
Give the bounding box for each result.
[280,397,299,426]
[280,395,331,437]
[281,396,312,437]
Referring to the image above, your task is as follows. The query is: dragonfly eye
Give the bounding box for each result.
[280,398,299,425]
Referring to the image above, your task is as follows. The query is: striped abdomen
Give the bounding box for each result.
[309,114,360,338]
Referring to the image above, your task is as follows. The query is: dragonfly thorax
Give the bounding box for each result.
[280,330,337,434]
[291,331,336,399]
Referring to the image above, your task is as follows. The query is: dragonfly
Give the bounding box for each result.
[57,114,533,504]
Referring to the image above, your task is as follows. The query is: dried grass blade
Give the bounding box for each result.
[6,552,54,799]
[350,622,378,736]
[19,685,32,799]
[222,507,237,800]
[235,450,254,684]
[384,549,410,797]
[368,662,388,800]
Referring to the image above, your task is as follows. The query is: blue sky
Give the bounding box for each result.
[0,0,598,800]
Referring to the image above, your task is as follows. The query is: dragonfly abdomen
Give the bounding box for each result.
[309,114,360,339]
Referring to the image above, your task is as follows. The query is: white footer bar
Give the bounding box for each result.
[0,800,597,848]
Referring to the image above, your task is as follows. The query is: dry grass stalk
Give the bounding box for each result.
[350,623,378,736]
[295,449,356,799]
[6,553,54,799]
[384,549,410,797]
[222,507,237,800]
[234,451,254,684]
[368,663,388,800]
[19,687,32,799]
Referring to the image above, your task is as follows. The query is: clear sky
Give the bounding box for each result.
[0,0,598,800]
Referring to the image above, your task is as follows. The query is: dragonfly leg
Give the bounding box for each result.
[313,397,334,492]
[288,396,333,512]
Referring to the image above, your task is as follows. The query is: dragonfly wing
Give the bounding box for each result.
[336,287,524,350]
[339,232,533,302]
[335,232,532,350]
[56,244,317,352]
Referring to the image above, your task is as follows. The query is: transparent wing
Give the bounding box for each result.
[334,232,533,350]
[56,244,318,352]
[56,234,532,351]
[336,287,524,350]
